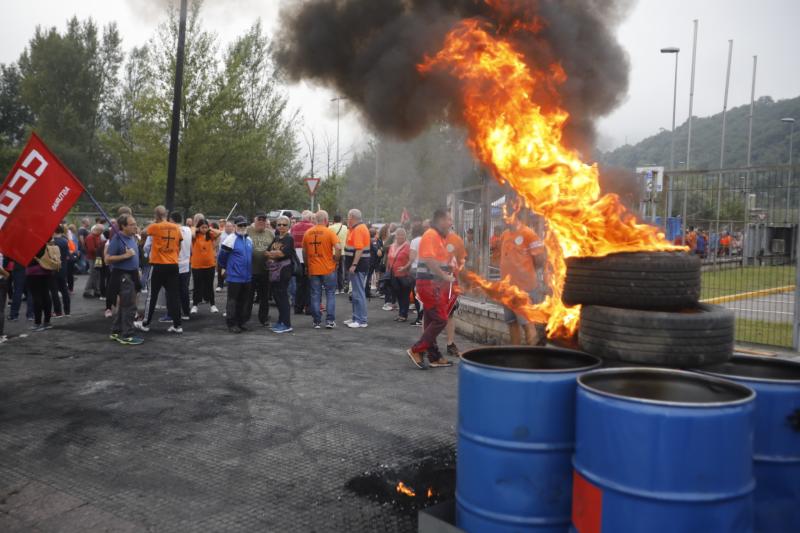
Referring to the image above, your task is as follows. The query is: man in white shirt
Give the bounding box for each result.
[171,211,193,320]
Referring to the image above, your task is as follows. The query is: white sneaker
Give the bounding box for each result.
[343,319,354,325]
[210,305,219,314]
[215,287,223,292]
[181,315,190,321]
[104,309,113,318]
[382,304,393,311]
[141,288,148,294]
[190,306,198,315]
[347,322,367,328]
[167,326,183,334]
[134,321,150,332]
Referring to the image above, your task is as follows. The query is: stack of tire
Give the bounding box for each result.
[562,251,734,367]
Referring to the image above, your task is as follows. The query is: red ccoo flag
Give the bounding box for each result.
[0,133,85,265]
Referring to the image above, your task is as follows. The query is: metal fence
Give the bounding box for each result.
[662,165,799,349]
[450,165,800,351]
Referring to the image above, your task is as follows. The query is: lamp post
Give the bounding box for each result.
[330,96,347,177]
[165,0,188,212]
[661,46,679,220]
[784,117,798,349]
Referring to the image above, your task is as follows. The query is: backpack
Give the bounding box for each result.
[37,244,62,271]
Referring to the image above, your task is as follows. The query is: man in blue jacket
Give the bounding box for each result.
[218,216,254,333]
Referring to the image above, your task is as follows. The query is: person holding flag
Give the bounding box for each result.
[406,209,456,369]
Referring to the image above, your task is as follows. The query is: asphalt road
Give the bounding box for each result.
[0,283,476,532]
[722,291,796,324]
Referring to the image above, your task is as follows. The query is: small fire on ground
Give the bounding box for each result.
[395,481,435,500]
[419,15,684,340]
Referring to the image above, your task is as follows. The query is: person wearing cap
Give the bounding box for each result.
[218,216,254,333]
[247,213,275,327]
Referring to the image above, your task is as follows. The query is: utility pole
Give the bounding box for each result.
[331,96,347,177]
[165,0,188,212]
[743,55,757,267]
[660,46,680,220]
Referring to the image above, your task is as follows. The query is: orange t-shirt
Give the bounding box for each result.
[346,223,370,250]
[191,232,217,269]
[147,221,182,265]
[303,225,339,276]
[499,226,543,292]
[446,231,467,267]
[418,228,449,266]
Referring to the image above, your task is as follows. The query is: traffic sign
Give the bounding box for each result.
[305,177,321,196]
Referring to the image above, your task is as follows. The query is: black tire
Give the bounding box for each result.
[562,252,701,310]
[578,304,734,367]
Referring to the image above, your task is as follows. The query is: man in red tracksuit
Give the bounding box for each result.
[406,209,456,369]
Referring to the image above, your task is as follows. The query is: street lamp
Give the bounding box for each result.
[782,118,795,223]
[331,96,347,177]
[661,46,679,220]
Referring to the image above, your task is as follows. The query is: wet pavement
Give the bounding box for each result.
[0,284,475,532]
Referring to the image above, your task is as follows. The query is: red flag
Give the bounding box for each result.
[400,208,410,224]
[0,133,85,264]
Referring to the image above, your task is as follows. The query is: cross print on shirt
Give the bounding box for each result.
[160,229,175,253]
[309,234,323,255]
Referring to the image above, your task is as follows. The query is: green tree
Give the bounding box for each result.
[0,63,33,171]
[17,17,122,199]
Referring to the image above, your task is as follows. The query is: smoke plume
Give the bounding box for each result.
[275,0,634,152]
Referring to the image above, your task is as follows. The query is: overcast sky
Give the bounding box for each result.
[2,0,799,160]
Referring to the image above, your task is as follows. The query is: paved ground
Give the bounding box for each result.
[0,284,476,532]
[722,291,795,323]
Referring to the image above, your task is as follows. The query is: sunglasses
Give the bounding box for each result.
[237,223,248,228]
[276,223,288,227]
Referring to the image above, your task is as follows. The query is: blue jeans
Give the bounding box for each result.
[10,265,32,319]
[310,272,337,324]
[350,271,367,324]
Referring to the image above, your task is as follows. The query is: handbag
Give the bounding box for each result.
[36,244,62,271]
[268,258,291,282]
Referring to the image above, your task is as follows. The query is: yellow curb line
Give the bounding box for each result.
[701,285,796,305]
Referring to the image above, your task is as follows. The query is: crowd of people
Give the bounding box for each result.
[0,204,547,368]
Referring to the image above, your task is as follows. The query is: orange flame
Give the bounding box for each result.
[396,481,416,497]
[427,487,435,499]
[421,20,683,338]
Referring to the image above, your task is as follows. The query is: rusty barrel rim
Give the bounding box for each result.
[578,367,755,408]
[460,345,601,373]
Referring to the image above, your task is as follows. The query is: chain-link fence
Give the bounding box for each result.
[450,165,800,350]
[661,165,799,349]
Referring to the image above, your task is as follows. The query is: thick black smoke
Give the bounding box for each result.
[276,0,633,153]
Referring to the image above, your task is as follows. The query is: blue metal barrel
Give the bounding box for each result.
[698,355,800,533]
[572,368,755,533]
[457,346,601,532]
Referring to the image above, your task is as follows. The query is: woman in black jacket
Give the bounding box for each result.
[266,216,296,333]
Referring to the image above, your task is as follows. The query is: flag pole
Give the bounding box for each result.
[225,203,238,221]
[83,189,114,227]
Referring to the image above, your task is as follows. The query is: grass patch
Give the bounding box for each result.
[736,318,793,348]
[701,265,796,300]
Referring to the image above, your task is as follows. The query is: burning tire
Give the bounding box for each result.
[578,304,734,367]
[562,252,700,311]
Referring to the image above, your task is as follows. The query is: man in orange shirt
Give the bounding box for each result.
[406,209,456,369]
[303,210,342,329]
[444,229,466,357]
[138,205,183,334]
[344,208,371,328]
[500,215,545,345]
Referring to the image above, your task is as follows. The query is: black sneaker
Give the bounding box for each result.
[239,325,249,332]
[411,319,423,326]
[313,322,321,329]
[228,326,242,334]
[447,343,461,357]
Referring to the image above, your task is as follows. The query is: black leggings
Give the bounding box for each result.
[271,267,292,327]
[192,267,216,306]
[29,275,52,325]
